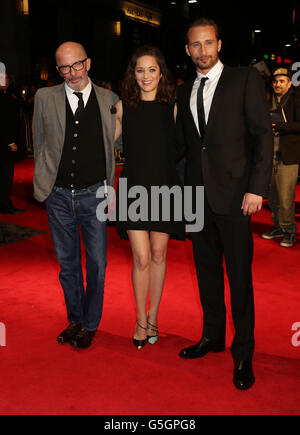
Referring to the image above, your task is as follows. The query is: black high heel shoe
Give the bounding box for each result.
[147,320,159,345]
[132,322,147,349]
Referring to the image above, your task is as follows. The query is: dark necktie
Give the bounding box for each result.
[197,77,208,138]
[73,92,84,118]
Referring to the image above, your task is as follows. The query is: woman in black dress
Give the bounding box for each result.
[114,46,185,349]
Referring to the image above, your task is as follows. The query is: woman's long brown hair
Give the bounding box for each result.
[121,45,175,107]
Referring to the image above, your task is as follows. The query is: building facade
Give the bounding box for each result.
[0,0,299,89]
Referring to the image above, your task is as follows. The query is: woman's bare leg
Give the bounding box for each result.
[147,231,169,335]
[127,230,151,340]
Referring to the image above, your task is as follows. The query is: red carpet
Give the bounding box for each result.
[0,159,299,415]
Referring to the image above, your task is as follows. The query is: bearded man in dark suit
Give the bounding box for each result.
[176,18,273,390]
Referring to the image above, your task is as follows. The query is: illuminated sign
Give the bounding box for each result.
[120,1,161,27]
[264,54,292,64]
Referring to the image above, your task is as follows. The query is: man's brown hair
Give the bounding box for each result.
[185,17,220,43]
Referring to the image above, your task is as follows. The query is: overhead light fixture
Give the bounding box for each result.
[188,0,198,3]
[254,29,262,33]
[113,21,121,37]
[19,0,29,15]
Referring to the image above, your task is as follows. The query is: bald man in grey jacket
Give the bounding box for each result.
[33,42,119,348]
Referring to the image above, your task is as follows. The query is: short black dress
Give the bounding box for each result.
[116,100,185,241]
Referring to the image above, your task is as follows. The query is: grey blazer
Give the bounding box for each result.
[32,82,119,202]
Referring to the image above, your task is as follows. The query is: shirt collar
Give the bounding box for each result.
[65,77,92,97]
[196,60,224,82]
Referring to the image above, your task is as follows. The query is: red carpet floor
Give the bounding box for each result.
[0,159,300,415]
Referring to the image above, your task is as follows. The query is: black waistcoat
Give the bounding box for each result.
[55,87,106,189]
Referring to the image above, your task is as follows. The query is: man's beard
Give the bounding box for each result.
[195,56,215,71]
[66,76,85,91]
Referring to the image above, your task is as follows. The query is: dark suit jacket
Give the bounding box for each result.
[176,65,273,215]
[273,88,300,164]
[0,92,18,162]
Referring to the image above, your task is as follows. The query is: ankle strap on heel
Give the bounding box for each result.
[136,322,147,331]
[147,320,158,332]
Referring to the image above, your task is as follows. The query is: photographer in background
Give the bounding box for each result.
[262,68,300,247]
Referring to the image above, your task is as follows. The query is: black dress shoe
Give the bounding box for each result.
[57,322,82,344]
[233,359,255,390]
[179,336,225,359]
[71,328,96,349]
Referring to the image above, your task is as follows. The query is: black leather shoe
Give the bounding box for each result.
[179,336,225,359]
[57,322,82,344]
[233,359,255,390]
[71,328,96,349]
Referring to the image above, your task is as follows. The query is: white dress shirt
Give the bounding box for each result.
[65,78,92,115]
[190,60,224,135]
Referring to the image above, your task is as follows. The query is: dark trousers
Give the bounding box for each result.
[46,181,107,331]
[0,159,14,210]
[191,197,255,361]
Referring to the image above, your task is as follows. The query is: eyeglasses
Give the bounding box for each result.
[57,58,88,75]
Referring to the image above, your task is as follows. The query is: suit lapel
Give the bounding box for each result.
[182,66,231,142]
[93,84,112,144]
[204,66,230,139]
[54,84,66,146]
[183,77,200,138]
